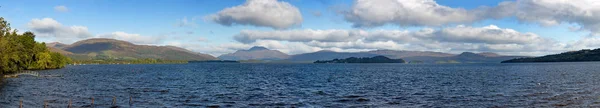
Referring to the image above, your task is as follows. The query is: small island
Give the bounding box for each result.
[502,48,600,63]
[314,56,405,63]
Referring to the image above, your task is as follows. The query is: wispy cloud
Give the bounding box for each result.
[54,5,69,12]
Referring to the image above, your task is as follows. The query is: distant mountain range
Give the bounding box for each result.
[367,49,455,58]
[403,52,526,63]
[286,50,379,62]
[218,46,289,60]
[502,49,600,63]
[46,39,526,63]
[220,47,525,63]
[46,38,217,61]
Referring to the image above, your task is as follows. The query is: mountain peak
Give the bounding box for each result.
[57,38,217,60]
[247,46,269,51]
[458,52,482,57]
[218,46,289,60]
[46,42,69,49]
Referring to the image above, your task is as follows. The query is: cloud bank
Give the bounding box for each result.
[28,18,92,39]
[515,0,600,35]
[207,0,303,29]
[231,25,574,56]
[342,0,515,27]
[342,0,600,35]
[28,18,165,45]
[30,0,600,56]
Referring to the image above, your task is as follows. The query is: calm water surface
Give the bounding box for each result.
[2,63,600,107]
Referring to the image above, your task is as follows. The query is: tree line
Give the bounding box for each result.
[502,49,600,63]
[0,17,71,74]
[314,56,405,63]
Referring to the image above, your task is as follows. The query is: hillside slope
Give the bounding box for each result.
[502,49,600,63]
[49,38,217,61]
[404,52,526,63]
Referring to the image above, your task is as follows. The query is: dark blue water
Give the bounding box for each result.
[2,63,600,107]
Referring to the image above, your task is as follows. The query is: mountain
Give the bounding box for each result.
[477,52,501,57]
[502,49,600,63]
[46,42,68,49]
[47,47,73,55]
[218,46,289,60]
[367,49,454,59]
[315,56,405,63]
[287,50,379,62]
[49,38,217,61]
[284,49,524,63]
[403,52,526,63]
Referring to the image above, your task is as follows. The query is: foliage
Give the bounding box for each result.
[314,56,405,63]
[502,49,600,63]
[0,17,72,74]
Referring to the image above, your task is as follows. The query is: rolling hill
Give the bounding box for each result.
[403,52,526,63]
[502,49,600,63]
[46,42,68,49]
[47,38,217,61]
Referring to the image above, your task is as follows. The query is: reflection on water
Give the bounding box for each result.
[2,63,600,107]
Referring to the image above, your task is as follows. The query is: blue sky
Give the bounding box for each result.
[0,0,598,56]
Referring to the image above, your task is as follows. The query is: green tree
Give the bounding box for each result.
[50,52,70,68]
[0,17,72,74]
[34,52,52,69]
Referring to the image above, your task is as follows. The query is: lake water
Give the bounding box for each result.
[2,63,600,107]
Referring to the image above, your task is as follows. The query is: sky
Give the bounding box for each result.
[1,0,600,56]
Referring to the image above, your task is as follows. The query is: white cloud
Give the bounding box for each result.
[165,39,326,56]
[96,32,164,45]
[305,40,411,50]
[28,18,172,45]
[342,0,515,27]
[28,18,93,40]
[207,0,302,29]
[569,36,600,50]
[54,6,69,12]
[168,42,251,56]
[515,0,600,35]
[235,29,366,43]
[236,25,549,45]
[435,25,549,44]
[26,17,581,56]
[232,25,571,56]
[342,0,600,35]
